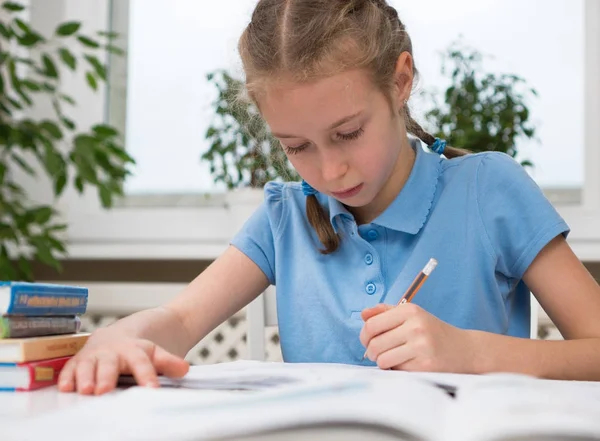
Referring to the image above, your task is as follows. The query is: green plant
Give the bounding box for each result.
[0,1,134,280]
[423,40,538,166]
[202,41,538,190]
[202,70,299,189]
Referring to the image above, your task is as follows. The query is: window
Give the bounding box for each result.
[392,0,584,190]
[110,0,585,199]
[109,0,260,197]
[35,0,598,259]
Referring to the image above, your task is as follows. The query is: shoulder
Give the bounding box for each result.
[260,181,307,233]
[441,150,525,176]
[439,151,535,193]
[263,180,304,200]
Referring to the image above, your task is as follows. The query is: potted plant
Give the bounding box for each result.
[0,1,134,281]
[423,40,538,166]
[201,40,538,205]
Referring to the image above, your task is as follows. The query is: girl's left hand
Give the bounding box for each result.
[359,303,475,372]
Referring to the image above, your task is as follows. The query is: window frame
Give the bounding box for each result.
[42,0,600,260]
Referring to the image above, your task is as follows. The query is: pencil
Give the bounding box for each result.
[362,257,438,361]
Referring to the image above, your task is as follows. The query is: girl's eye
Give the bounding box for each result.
[284,143,309,155]
[337,127,364,142]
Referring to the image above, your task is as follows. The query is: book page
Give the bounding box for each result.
[443,373,600,441]
[5,366,454,441]
[139,360,482,394]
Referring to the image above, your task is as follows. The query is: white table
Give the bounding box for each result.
[0,386,119,421]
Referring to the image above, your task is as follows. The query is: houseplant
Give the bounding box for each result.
[0,1,134,280]
[423,40,538,166]
[202,41,538,187]
[202,69,299,190]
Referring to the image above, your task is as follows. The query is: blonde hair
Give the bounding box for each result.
[238,0,468,253]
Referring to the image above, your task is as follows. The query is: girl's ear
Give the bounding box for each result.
[393,51,414,108]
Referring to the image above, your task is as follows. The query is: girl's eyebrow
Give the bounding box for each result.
[272,111,363,139]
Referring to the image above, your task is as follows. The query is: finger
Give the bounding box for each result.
[75,357,97,395]
[94,353,120,395]
[361,303,421,343]
[57,358,77,392]
[359,305,409,347]
[360,304,393,322]
[151,347,190,378]
[124,349,160,387]
[365,325,407,362]
[376,344,415,370]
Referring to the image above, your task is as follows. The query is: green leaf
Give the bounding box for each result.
[43,147,65,176]
[55,21,80,36]
[32,206,54,224]
[92,124,118,138]
[0,23,12,38]
[99,184,112,207]
[58,48,76,70]
[10,152,35,175]
[2,2,25,12]
[17,257,33,281]
[41,82,56,92]
[46,236,67,253]
[41,53,58,78]
[84,54,106,80]
[106,45,125,56]
[74,176,84,193]
[54,173,67,196]
[85,71,97,90]
[14,18,30,33]
[31,237,58,267]
[7,96,23,109]
[60,116,76,130]
[39,120,63,139]
[59,93,76,105]
[21,79,40,91]
[47,223,67,232]
[97,30,119,39]
[16,31,44,47]
[77,35,100,48]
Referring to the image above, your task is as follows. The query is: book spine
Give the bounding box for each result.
[5,285,88,315]
[22,356,71,391]
[0,316,81,338]
[20,333,89,362]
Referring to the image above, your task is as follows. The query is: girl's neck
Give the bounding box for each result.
[350,136,416,225]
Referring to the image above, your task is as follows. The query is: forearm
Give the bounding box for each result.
[467,330,600,381]
[100,306,193,358]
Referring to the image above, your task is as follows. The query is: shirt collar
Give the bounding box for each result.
[328,137,442,235]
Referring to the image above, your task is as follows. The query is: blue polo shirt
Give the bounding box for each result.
[230,138,570,365]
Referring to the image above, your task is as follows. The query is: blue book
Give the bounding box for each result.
[0,281,88,316]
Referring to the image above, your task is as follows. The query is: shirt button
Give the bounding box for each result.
[365,283,376,295]
[366,230,378,241]
[364,253,373,265]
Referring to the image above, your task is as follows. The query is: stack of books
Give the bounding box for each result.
[0,281,90,391]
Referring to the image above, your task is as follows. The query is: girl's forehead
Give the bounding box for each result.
[259,70,377,125]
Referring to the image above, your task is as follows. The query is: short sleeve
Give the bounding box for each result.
[476,153,570,280]
[229,182,287,285]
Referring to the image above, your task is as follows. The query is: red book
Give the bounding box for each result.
[0,355,71,391]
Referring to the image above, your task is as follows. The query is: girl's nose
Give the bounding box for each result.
[320,150,348,183]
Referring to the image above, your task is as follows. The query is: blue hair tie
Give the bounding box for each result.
[301,180,318,196]
[430,138,447,155]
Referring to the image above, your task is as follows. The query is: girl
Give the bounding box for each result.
[59,0,600,395]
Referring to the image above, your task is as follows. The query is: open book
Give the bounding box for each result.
[5,360,600,441]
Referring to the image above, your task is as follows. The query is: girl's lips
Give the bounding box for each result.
[331,183,364,199]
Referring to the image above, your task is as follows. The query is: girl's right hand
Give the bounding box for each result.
[57,329,190,395]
